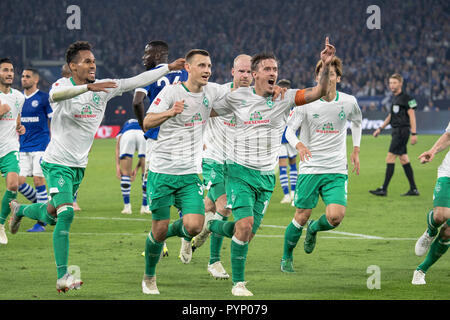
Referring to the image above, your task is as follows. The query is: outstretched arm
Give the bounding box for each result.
[418,130,450,163]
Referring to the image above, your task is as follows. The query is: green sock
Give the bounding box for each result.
[18,203,56,225]
[417,235,449,273]
[0,190,17,224]
[231,236,248,284]
[426,210,440,237]
[209,213,228,264]
[53,207,74,279]
[145,232,164,277]
[283,219,303,260]
[166,218,192,240]
[309,214,336,234]
[208,220,235,238]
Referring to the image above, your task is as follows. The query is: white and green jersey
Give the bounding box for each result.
[44,77,128,168]
[214,87,301,172]
[148,82,227,175]
[438,122,450,178]
[286,91,362,174]
[203,82,235,164]
[0,88,25,157]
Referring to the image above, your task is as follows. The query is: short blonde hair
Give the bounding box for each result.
[389,73,403,83]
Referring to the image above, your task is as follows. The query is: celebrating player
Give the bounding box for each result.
[280,56,362,273]
[18,68,52,232]
[0,58,26,245]
[205,37,336,296]
[141,49,229,294]
[115,118,148,214]
[8,41,185,292]
[412,122,450,285]
[188,54,253,279]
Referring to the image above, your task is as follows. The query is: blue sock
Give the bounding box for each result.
[121,175,131,204]
[19,183,37,203]
[289,162,298,192]
[279,165,289,195]
[142,175,147,206]
[35,185,48,203]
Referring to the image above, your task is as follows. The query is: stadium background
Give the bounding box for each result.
[0,0,448,134]
[0,0,449,303]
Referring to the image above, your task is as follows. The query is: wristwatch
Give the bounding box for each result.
[411,132,417,136]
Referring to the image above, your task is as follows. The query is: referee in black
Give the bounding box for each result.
[369,73,419,196]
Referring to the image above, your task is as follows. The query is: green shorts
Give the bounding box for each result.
[202,159,226,203]
[0,151,20,176]
[147,171,205,220]
[433,177,450,208]
[226,162,275,233]
[294,174,348,209]
[41,161,85,206]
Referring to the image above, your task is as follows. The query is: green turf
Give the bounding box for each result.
[0,135,448,300]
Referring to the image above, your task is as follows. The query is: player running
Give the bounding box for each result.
[115,118,148,214]
[0,58,26,245]
[187,54,253,279]
[205,38,336,296]
[8,41,185,292]
[141,49,230,295]
[280,56,362,273]
[412,122,450,285]
[18,68,53,232]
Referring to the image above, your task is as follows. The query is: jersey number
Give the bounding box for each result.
[157,76,181,87]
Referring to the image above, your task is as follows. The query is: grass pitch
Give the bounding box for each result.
[0,135,448,300]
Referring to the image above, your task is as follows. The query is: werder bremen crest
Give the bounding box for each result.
[202,96,209,108]
[81,105,93,115]
[338,107,346,120]
[92,93,100,105]
[250,111,263,121]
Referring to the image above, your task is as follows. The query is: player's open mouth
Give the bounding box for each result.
[268,79,275,85]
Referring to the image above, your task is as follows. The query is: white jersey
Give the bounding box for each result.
[214,88,302,172]
[438,122,450,178]
[203,82,235,164]
[287,91,362,174]
[148,82,227,175]
[44,77,127,168]
[0,88,25,157]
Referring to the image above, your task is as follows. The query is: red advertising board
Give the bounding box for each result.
[95,125,121,139]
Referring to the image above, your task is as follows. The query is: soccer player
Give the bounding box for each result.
[369,73,419,196]
[115,118,148,214]
[132,40,188,257]
[8,41,185,292]
[18,68,52,232]
[276,79,298,204]
[189,54,253,279]
[59,63,82,211]
[412,122,450,285]
[205,38,336,296]
[280,56,362,273]
[141,49,229,295]
[0,57,26,245]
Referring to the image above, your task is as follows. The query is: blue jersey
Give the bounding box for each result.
[281,127,300,143]
[19,90,52,152]
[117,119,142,137]
[136,65,188,140]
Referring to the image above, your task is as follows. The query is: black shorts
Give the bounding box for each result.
[389,127,410,155]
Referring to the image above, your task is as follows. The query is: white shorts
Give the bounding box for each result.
[279,143,297,159]
[19,151,45,177]
[119,130,146,159]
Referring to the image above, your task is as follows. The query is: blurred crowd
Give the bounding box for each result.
[0,0,448,110]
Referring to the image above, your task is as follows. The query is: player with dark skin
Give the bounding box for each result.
[132,42,170,130]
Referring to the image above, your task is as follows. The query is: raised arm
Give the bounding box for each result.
[295,37,336,106]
